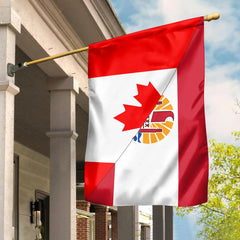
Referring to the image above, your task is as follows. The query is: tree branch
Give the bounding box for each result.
[200,204,226,216]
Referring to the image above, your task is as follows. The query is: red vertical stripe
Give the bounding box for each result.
[178,17,208,206]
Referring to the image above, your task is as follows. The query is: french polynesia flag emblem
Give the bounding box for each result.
[85,16,209,207]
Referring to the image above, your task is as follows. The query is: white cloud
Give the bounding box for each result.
[160,0,215,23]
[123,0,164,33]
[205,64,240,144]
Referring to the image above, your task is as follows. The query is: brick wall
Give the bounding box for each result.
[95,206,108,240]
[76,201,90,240]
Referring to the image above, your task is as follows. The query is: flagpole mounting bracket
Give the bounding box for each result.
[7,63,27,77]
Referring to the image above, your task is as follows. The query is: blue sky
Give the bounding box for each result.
[110,0,240,239]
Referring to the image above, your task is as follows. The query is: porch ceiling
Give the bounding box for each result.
[52,0,125,45]
[52,0,105,46]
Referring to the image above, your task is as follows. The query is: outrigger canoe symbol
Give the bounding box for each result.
[134,96,174,144]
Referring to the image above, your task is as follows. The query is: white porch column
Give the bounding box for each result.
[0,3,20,240]
[118,206,139,240]
[47,77,79,240]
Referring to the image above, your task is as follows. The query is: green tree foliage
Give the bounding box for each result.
[176,131,240,239]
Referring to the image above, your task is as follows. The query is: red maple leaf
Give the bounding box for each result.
[114,82,161,131]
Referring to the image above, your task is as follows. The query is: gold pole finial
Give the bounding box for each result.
[204,12,220,21]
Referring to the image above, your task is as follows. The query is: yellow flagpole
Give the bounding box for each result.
[7,13,219,77]
[25,46,89,66]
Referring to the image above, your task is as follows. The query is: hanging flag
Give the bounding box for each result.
[85,17,208,207]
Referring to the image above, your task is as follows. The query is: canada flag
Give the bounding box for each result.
[85,17,208,207]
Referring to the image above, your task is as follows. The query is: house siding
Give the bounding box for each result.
[15,142,49,240]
